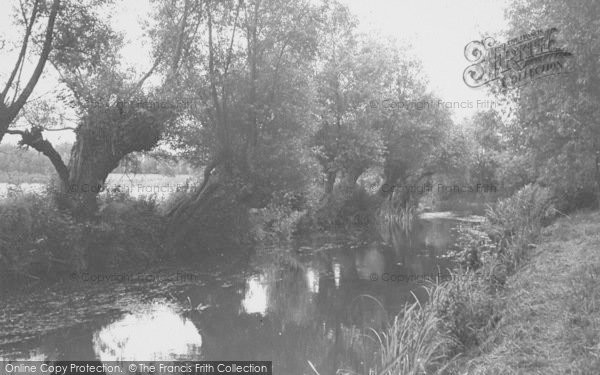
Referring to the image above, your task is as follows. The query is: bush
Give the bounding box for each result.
[554,185,598,213]
[450,225,498,270]
[0,189,85,280]
[432,269,501,353]
[97,187,167,266]
[247,189,312,242]
[312,184,378,231]
[0,186,168,282]
[484,183,555,270]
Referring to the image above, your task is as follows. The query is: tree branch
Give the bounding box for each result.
[7,0,60,122]
[126,56,162,98]
[170,0,192,79]
[1,0,40,102]
[207,1,222,125]
[7,126,69,185]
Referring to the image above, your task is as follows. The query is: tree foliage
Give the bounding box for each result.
[502,0,600,208]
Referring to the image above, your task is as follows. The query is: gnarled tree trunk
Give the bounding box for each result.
[14,107,164,220]
[62,108,164,218]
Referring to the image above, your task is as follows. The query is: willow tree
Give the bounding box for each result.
[154,0,322,243]
[311,2,393,196]
[8,0,191,218]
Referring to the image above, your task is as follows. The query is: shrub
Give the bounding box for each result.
[432,270,501,353]
[484,183,554,270]
[248,189,311,242]
[450,225,498,270]
[0,186,169,281]
[0,190,85,280]
[97,187,167,265]
[313,184,378,231]
[249,202,305,243]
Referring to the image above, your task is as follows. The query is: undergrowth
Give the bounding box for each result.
[0,186,166,284]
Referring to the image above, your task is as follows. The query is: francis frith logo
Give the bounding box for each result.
[463,28,572,89]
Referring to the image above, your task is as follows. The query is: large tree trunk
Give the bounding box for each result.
[165,175,223,248]
[11,107,161,219]
[10,107,165,220]
[61,136,121,218]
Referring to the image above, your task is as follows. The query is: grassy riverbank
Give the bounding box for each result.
[459,210,600,374]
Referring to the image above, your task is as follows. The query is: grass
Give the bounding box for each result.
[374,288,456,375]
[459,210,600,374]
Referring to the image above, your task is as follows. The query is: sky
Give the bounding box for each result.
[0,0,510,145]
[343,0,510,120]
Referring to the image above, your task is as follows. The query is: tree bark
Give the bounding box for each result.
[63,109,163,218]
[165,169,224,247]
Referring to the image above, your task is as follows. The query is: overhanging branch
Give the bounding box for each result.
[7,127,70,185]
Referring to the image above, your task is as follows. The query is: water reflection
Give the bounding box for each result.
[306,268,320,294]
[333,262,341,288]
[241,276,269,316]
[1,215,464,375]
[355,245,385,280]
[93,304,202,361]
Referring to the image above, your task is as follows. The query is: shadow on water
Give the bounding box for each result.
[0,213,470,374]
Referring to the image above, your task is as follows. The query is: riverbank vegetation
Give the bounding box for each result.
[341,183,557,374]
[0,0,599,371]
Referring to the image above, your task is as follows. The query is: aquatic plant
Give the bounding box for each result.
[373,288,455,375]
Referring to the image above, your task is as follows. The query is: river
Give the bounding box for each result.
[0,213,479,374]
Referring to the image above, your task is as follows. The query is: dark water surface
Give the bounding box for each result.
[0,214,475,374]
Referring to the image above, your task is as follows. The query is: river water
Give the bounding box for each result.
[0,213,477,374]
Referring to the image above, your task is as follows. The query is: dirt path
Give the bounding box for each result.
[463,210,600,374]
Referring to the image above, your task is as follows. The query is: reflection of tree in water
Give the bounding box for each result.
[213,240,452,374]
[354,244,385,280]
[379,216,455,275]
[215,253,331,373]
[379,217,425,269]
[422,219,456,252]
[268,258,318,328]
[233,251,385,374]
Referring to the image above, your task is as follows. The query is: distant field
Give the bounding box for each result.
[0,172,50,184]
[0,173,198,200]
